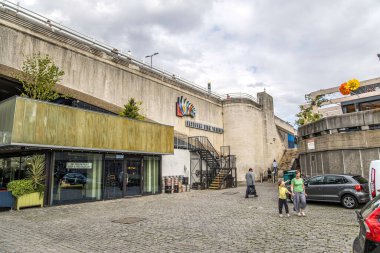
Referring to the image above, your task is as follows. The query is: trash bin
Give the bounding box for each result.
[283,170,297,185]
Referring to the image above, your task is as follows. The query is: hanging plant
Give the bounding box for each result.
[339,83,351,95]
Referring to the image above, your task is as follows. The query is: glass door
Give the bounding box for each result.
[104,157,123,199]
[124,159,142,196]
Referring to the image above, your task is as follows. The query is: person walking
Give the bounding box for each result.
[278,180,293,217]
[272,159,278,181]
[245,168,258,198]
[291,170,307,216]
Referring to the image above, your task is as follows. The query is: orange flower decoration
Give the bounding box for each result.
[339,82,350,95]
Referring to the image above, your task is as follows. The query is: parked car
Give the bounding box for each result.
[353,193,380,252]
[62,173,87,185]
[369,160,380,199]
[287,174,370,209]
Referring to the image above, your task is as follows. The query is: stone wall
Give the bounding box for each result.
[298,109,380,179]
[224,92,285,181]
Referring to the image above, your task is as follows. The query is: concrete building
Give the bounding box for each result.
[0,2,294,206]
[299,77,380,178]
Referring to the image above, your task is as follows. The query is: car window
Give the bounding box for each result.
[352,176,368,184]
[325,175,346,184]
[307,176,324,185]
[361,194,380,219]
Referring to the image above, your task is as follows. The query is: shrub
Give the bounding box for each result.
[7,180,35,198]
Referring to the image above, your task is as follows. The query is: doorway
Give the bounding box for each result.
[124,159,142,196]
[104,156,124,199]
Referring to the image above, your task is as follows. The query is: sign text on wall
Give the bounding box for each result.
[185,120,223,134]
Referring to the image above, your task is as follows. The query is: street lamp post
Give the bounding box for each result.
[145,52,159,67]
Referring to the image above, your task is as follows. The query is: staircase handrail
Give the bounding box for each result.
[188,136,220,157]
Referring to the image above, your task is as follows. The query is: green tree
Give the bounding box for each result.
[295,95,327,126]
[119,98,144,120]
[18,53,64,101]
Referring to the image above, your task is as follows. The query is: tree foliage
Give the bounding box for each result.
[295,95,328,126]
[18,53,64,101]
[119,98,144,120]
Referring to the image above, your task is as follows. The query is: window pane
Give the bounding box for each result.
[308,176,324,185]
[353,176,368,184]
[325,176,345,184]
[51,152,103,205]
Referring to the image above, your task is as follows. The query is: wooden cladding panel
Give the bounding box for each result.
[11,97,173,154]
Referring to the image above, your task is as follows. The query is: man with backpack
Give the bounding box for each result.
[245,168,258,198]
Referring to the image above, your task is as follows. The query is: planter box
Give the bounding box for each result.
[16,192,44,210]
[0,191,14,208]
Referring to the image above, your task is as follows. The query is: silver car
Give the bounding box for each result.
[287,174,370,209]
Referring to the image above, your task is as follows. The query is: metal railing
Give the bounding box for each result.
[188,136,220,158]
[0,1,262,106]
[222,93,259,103]
[0,0,221,100]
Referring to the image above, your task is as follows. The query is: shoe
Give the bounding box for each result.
[254,195,258,197]
[279,214,283,218]
[245,196,248,198]
[301,212,306,217]
[287,214,290,218]
[297,213,301,217]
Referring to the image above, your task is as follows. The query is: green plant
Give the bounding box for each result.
[119,98,144,120]
[26,154,46,193]
[7,179,35,198]
[295,95,328,126]
[17,53,64,101]
[6,155,46,198]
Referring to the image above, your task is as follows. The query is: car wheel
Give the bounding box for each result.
[341,194,358,209]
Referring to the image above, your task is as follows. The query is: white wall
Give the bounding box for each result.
[162,149,190,178]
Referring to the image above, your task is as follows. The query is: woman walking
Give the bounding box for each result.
[291,170,307,216]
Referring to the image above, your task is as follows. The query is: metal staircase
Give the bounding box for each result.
[188,137,236,190]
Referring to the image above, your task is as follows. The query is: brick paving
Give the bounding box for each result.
[0,183,358,252]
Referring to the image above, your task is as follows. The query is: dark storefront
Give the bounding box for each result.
[0,96,173,207]
[0,150,162,206]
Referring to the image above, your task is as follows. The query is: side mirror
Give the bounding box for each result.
[304,182,308,187]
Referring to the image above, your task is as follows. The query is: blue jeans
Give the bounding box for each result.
[293,192,306,212]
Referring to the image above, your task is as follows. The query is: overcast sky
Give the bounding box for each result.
[13,0,380,124]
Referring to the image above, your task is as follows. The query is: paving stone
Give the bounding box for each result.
[0,183,359,252]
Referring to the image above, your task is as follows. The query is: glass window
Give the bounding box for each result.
[307,176,324,185]
[359,100,380,111]
[343,104,356,113]
[143,157,160,195]
[0,156,32,190]
[353,176,368,184]
[51,152,103,205]
[325,175,346,184]
[104,155,124,199]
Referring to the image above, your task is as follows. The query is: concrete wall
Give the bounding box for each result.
[162,149,190,178]
[300,148,380,179]
[223,92,285,181]
[0,12,291,182]
[0,19,224,149]
[298,109,380,179]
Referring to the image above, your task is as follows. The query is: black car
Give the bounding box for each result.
[287,174,370,209]
[353,193,380,253]
[62,173,87,185]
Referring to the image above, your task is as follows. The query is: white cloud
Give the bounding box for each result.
[14,0,380,124]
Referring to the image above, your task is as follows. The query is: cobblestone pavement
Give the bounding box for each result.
[0,183,359,253]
